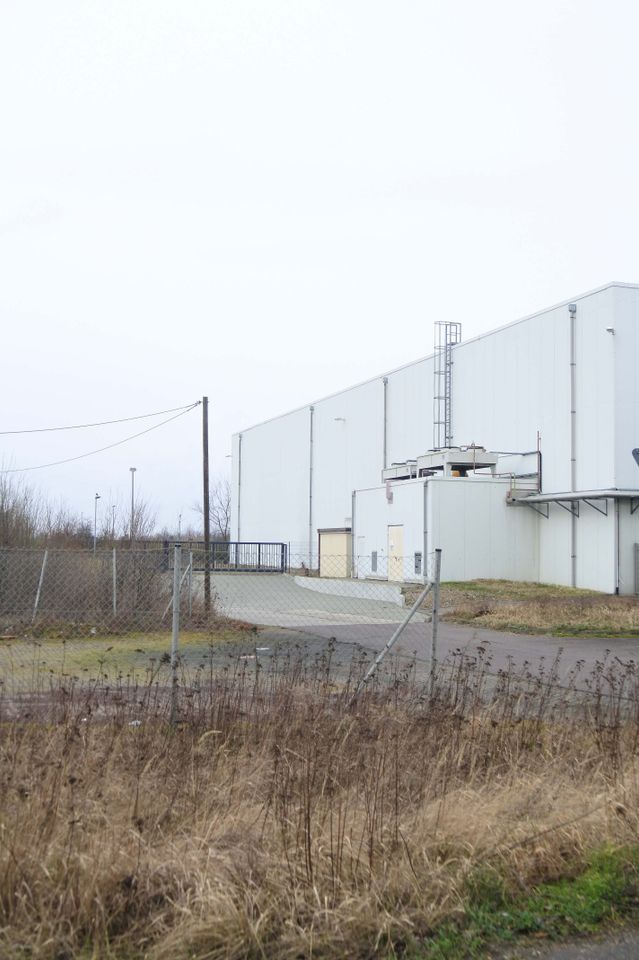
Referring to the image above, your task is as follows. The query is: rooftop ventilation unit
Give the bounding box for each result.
[433,321,462,450]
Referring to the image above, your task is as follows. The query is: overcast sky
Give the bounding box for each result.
[1,0,638,531]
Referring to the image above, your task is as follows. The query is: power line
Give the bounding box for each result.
[0,401,200,435]
[0,403,200,474]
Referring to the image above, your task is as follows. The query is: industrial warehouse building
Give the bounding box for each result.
[231,283,639,594]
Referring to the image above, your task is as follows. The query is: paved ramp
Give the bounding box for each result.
[209,573,639,679]
[211,573,427,627]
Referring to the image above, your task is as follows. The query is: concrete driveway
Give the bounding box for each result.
[211,572,426,627]
[210,573,639,678]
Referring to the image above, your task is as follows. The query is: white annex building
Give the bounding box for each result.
[231,283,639,594]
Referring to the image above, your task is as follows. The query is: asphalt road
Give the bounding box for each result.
[210,573,639,678]
[499,928,639,958]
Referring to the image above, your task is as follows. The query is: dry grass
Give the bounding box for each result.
[2,650,639,958]
[419,580,639,636]
[448,596,639,636]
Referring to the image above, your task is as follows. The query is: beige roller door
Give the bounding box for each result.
[319,530,352,578]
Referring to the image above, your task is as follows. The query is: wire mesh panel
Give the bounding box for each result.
[0,548,439,712]
[1,547,636,726]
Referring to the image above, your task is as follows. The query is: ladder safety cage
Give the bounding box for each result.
[433,321,462,450]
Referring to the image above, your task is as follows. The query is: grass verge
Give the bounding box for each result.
[0,625,261,684]
[3,648,639,958]
[414,579,639,637]
[420,847,639,958]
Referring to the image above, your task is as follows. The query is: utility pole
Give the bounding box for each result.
[93,493,101,555]
[129,467,137,547]
[202,396,211,615]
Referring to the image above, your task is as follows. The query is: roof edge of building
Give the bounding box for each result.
[233,281,639,438]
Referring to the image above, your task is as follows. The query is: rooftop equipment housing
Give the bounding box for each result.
[382,446,498,481]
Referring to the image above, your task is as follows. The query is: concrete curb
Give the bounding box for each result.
[293,576,405,606]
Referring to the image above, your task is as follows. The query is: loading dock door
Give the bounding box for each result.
[388,525,404,581]
[319,529,352,578]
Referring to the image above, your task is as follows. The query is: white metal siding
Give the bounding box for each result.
[353,480,425,582]
[613,286,639,490]
[574,504,615,593]
[232,407,310,553]
[428,480,538,583]
[617,499,639,596]
[385,359,434,465]
[312,379,384,537]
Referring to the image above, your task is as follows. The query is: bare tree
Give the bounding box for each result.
[0,473,41,546]
[0,472,97,547]
[193,476,231,540]
[211,478,231,540]
[96,495,158,544]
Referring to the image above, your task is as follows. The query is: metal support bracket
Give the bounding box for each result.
[556,500,579,517]
[583,498,608,516]
[523,501,549,519]
[631,499,639,516]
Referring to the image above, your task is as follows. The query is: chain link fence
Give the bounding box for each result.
[2,545,635,722]
[0,545,445,717]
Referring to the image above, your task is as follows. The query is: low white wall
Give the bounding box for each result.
[294,576,405,605]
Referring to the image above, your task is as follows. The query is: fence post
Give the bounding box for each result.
[429,548,442,697]
[350,577,434,704]
[112,548,117,617]
[170,543,182,724]
[32,548,48,624]
[188,548,193,617]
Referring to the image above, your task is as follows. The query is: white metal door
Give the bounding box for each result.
[387,525,404,581]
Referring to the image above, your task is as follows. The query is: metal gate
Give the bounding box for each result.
[161,541,288,573]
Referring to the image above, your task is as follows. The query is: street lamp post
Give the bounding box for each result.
[93,493,101,555]
[130,467,137,547]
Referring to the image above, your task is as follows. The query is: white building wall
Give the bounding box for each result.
[312,379,384,540]
[453,310,569,490]
[575,505,616,593]
[353,478,538,585]
[385,359,434,466]
[428,480,538,583]
[353,480,425,582]
[231,283,639,591]
[617,500,639,596]
[453,286,616,492]
[537,503,572,588]
[574,287,616,490]
[232,407,310,553]
[537,502,616,592]
[613,285,639,490]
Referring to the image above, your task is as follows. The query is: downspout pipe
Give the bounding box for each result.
[237,433,242,541]
[308,405,314,566]
[423,480,429,584]
[351,489,356,578]
[382,377,388,470]
[569,303,577,588]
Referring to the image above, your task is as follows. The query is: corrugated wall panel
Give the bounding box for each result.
[233,407,310,553]
[312,379,384,538]
[428,480,538,582]
[613,286,639,490]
